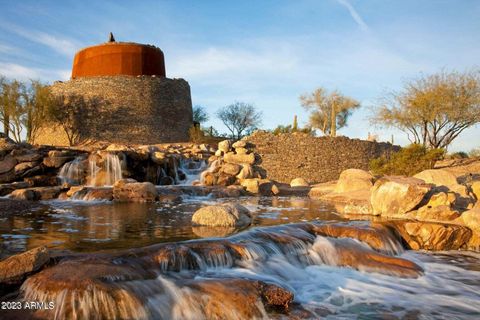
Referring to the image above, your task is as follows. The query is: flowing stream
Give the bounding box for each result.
[1,196,480,319]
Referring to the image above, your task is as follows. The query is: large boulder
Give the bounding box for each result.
[334,169,374,193]
[414,169,458,186]
[390,221,471,250]
[224,152,255,165]
[113,179,158,202]
[371,176,432,217]
[192,203,252,227]
[0,246,49,285]
[290,177,309,187]
[236,164,254,180]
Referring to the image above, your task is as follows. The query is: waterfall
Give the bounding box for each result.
[176,159,208,185]
[58,156,85,185]
[88,153,123,186]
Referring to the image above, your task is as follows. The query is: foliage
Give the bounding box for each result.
[272,124,314,135]
[447,151,469,159]
[45,94,105,146]
[371,70,480,149]
[188,125,205,143]
[217,101,262,140]
[469,147,480,158]
[0,76,53,143]
[370,144,445,176]
[300,87,360,137]
[192,105,209,124]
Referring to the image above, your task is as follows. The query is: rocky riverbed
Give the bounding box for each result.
[1,135,480,319]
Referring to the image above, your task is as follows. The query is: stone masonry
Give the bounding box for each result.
[245,131,400,184]
[33,76,192,145]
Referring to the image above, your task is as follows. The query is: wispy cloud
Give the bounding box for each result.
[0,22,79,56]
[0,62,69,81]
[335,0,369,32]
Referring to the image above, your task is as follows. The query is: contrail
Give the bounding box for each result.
[335,0,370,32]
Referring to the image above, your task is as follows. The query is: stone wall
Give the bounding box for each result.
[245,131,400,184]
[33,76,192,146]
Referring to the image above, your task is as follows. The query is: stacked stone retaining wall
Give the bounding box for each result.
[245,131,400,184]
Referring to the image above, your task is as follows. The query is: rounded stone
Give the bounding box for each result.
[192,203,252,227]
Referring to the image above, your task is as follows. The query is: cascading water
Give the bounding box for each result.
[176,158,208,185]
[88,153,123,186]
[58,156,86,185]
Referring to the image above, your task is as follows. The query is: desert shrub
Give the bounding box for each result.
[370,144,445,176]
[469,147,480,158]
[189,125,204,143]
[447,151,469,159]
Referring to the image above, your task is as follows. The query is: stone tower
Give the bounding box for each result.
[33,34,193,146]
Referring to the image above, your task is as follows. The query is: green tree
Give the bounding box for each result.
[23,80,53,142]
[370,144,445,176]
[217,102,262,140]
[300,88,360,137]
[192,105,209,124]
[0,78,26,142]
[371,70,480,149]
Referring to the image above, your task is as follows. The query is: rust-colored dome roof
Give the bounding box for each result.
[71,42,166,78]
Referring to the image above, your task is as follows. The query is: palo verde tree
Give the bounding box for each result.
[23,80,53,142]
[217,101,262,140]
[371,69,480,149]
[0,77,26,142]
[300,88,360,137]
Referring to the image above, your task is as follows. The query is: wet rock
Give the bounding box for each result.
[113,179,158,202]
[0,246,49,285]
[290,177,309,187]
[21,259,150,320]
[218,140,232,153]
[0,155,17,174]
[192,225,237,238]
[33,186,64,200]
[211,185,246,198]
[0,181,30,196]
[188,279,293,318]
[414,169,458,186]
[312,222,401,253]
[23,175,59,187]
[323,237,423,278]
[334,168,374,193]
[192,203,252,227]
[391,221,471,250]
[71,187,113,201]
[224,152,256,165]
[460,208,480,249]
[9,188,37,200]
[371,176,432,217]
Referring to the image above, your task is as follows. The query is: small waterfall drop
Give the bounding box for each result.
[200,159,220,185]
[176,159,208,185]
[88,153,123,186]
[58,156,86,185]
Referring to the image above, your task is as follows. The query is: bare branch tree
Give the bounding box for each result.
[217,102,262,140]
[371,70,480,149]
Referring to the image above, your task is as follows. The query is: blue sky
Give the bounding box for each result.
[0,0,479,151]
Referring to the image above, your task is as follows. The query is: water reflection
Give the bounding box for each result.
[0,197,341,257]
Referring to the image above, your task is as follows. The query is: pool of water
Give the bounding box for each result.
[0,196,342,257]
